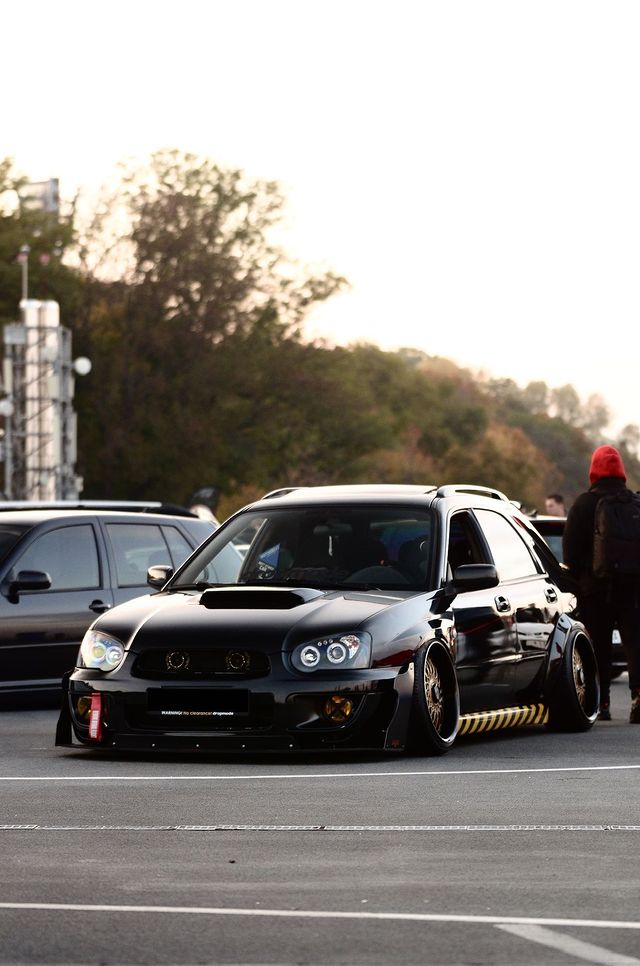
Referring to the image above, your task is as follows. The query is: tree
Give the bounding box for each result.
[617,423,640,459]
[73,150,346,500]
[578,393,610,440]
[550,384,581,424]
[0,157,78,327]
[443,424,553,509]
[521,380,549,415]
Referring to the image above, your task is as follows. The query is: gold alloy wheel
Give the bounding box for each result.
[572,645,587,709]
[424,655,444,734]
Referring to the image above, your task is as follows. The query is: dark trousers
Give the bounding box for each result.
[579,592,640,703]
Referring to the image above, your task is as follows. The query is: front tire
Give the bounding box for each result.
[407,640,460,755]
[547,630,599,731]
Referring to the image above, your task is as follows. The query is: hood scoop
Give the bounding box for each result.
[199,586,324,610]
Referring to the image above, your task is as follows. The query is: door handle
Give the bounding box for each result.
[494,595,511,613]
[545,587,558,603]
[89,599,111,614]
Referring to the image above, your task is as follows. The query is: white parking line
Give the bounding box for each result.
[2,824,640,832]
[1,763,640,782]
[498,923,640,965]
[0,903,639,931]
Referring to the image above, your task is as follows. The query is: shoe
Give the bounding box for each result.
[630,698,640,724]
[599,704,612,721]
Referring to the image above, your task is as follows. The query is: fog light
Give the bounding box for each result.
[76,695,91,720]
[322,694,354,724]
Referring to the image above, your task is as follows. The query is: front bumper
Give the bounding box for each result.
[57,665,414,753]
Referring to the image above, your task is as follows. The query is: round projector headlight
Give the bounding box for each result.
[291,633,371,672]
[79,630,125,672]
[300,645,321,668]
[326,642,347,664]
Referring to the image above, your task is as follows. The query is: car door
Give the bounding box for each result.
[445,510,520,713]
[0,520,113,691]
[474,509,563,700]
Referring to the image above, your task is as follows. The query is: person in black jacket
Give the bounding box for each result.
[563,445,640,722]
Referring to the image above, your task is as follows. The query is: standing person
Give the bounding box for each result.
[545,493,566,516]
[563,445,640,722]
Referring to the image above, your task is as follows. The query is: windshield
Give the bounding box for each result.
[173,505,434,592]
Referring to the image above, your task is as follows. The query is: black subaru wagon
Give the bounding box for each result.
[57,484,599,755]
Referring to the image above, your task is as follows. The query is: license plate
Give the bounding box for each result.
[147,689,249,717]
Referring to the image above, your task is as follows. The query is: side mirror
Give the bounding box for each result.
[8,569,52,603]
[451,563,499,592]
[147,564,173,589]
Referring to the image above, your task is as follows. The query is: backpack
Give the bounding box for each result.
[592,489,640,579]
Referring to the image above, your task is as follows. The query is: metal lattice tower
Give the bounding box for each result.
[2,300,80,500]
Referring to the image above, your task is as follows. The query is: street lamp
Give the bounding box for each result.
[0,396,15,499]
[16,244,30,301]
[73,356,92,376]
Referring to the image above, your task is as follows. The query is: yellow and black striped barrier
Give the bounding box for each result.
[458,703,548,736]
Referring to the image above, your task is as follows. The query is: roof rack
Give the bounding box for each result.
[261,487,302,500]
[435,484,510,502]
[0,500,198,517]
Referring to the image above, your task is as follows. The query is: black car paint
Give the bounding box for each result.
[0,510,215,697]
[530,514,627,677]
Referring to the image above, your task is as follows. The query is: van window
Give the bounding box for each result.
[14,525,100,591]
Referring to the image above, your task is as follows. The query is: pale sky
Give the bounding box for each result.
[2,0,639,432]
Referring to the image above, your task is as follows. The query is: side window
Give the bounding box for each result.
[447,512,487,577]
[474,510,539,580]
[14,525,100,591]
[162,526,194,568]
[106,524,171,588]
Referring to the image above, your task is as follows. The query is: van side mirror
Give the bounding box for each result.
[8,569,52,603]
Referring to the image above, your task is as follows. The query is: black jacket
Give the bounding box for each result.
[563,476,635,598]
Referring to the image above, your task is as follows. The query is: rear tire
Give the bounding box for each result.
[407,640,459,755]
[547,630,599,731]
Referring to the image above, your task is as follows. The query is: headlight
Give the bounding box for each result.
[291,633,371,672]
[78,630,125,672]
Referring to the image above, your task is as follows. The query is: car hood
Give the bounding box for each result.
[95,585,422,653]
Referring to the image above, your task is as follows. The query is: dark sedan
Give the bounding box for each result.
[57,484,599,755]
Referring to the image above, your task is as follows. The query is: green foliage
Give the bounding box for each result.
[0,158,78,327]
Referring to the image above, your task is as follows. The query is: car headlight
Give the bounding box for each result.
[78,630,125,672]
[291,633,371,672]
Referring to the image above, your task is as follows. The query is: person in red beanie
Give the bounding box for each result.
[563,445,640,722]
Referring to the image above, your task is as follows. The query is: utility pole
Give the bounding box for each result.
[17,244,30,300]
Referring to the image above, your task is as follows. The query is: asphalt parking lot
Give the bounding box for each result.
[1,677,639,965]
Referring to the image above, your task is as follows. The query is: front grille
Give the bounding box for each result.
[131,648,270,680]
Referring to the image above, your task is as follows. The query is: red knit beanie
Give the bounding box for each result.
[589,445,627,484]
